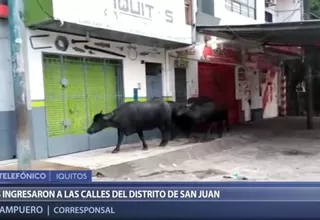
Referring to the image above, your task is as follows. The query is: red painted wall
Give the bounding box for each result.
[198,62,239,126]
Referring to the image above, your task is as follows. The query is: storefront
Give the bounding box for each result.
[196,22,309,125]
[182,34,242,126]
[180,32,291,126]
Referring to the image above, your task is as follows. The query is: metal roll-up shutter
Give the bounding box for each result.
[63,56,87,135]
[43,54,65,137]
[85,58,107,120]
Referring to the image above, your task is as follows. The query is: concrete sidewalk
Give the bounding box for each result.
[0,138,201,173]
[42,138,204,176]
[0,159,88,170]
[0,130,259,178]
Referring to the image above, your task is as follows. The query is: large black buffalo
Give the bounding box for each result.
[87,101,172,153]
[176,96,230,139]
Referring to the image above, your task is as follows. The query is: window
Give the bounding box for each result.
[198,0,214,16]
[225,0,256,19]
[265,11,273,22]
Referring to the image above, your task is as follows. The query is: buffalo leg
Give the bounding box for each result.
[216,120,223,138]
[185,122,193,138]
[225,115,230,132]
[170,123,177,140]
[112,129,124,154]
[159,127,170,147]
[225,120,230,132]
[201,123,213,141]
[137,131,148,151]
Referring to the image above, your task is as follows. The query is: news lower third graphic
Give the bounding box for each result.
[0,170,91,183]
[2,171,320,219]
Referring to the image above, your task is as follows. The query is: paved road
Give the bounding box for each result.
[93,117,320,181]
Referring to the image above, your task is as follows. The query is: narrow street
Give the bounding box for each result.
[93,117,320,181]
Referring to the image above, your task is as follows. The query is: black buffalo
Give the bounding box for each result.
[167,101,195,139]
[187,96,213,104]
[87,101,172,153]
[177,96,230,139]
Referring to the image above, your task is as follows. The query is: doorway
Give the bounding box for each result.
[174,68,187,102]
[146,62,163,100]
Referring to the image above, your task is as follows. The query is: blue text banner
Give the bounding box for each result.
[0,201,318,220]
[1,186,320,201]
[0,171,91,183]
[0,183,319,219]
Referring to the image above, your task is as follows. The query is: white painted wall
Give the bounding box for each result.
[186,60,199,97]
[214,0,266,25]
[25,29,172,101]
[214,0,302,25]
[266,0,303,23]
[0,20,14,112]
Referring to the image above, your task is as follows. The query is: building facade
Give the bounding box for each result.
[0,17,16,161]
[0,0,192,160]
[180,0,303,126]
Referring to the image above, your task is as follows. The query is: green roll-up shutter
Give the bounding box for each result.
[63,57,87,135]
[86,58,107,120]
[44,55,65,137]
[105,62,117,112]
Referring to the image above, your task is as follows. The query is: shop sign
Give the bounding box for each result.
[110,0,173,23]
[175,51,189,68]
[52,0,191,44]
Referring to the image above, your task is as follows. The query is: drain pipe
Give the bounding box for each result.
[164,0,197,101]
[191,0,197,45]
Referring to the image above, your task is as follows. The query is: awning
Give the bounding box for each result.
[197,20,320,47]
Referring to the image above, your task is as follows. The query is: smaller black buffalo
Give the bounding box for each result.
[177,96,230,139]
[87,101,172,153]
[167,101,195,139]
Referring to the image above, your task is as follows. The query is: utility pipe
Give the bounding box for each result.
[8,0,33,169]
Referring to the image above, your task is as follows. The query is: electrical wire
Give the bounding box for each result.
[282,1,300,22]
[305,11,320,19]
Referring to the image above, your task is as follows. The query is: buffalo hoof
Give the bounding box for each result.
[142,147,148,151]
[111,149,120,154]
[159,141,168,147]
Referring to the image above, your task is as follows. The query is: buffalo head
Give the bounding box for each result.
[87,110,115,135]
[176,103,193,116]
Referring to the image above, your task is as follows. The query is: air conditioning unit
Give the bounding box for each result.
[266,0,277,7]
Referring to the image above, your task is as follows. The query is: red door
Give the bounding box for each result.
[198,63,239,125]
